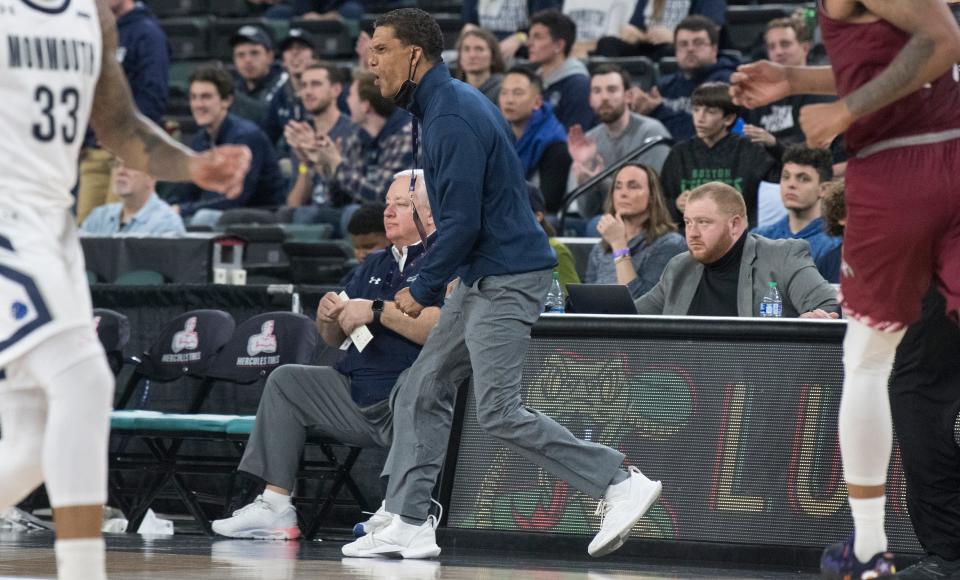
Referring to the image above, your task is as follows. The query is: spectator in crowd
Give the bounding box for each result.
[562,0,639,58]
[740,17,846,167]
[211,171,441,541]
[77,0,169,224]
[339,201,390,285]
[817,179,845,284]
[284,62,359,227]
[455,28,506,104]
[230,26,288,124]
[585,163,686,298]
[170,67,286,224]
[631,15,738,140]
[287,70,413,234]
[752,146,841,280]
[528,184,580,291]
[634,182,838,317]
[595,0,726,59]
[527,10,596,130]
[567,64,672,220]
[660,82,779,229]
[499,68,571,212]
[80,161,185,237]
[262,29,320,149]
[259,0,364,21]
[461,0,563,61]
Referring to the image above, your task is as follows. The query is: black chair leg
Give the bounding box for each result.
[304,446,366,540]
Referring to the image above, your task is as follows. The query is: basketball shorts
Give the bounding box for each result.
[0,199,101,389]
[841,137,960,329]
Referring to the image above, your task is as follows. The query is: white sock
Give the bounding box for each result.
[262,489,291,510]
[850,496,887,563]
[55,538,106,580]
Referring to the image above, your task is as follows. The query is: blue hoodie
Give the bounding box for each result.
[515,102,567,178]
[406,64,557,306]
[118,4,170,124]
[651,54,739,140]
[85,4,169,147]
[752,216,842,280]
[541,57,596,130]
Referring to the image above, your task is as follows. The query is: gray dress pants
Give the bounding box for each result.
[238,365,393,491]
[383,269,626,520]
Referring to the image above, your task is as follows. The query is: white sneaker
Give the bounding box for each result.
[587,466,662,557]
[353,501,394,538]
[211,495,301,540]
[341,514,441,559]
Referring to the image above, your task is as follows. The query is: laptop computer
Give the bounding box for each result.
[565,284,638,315]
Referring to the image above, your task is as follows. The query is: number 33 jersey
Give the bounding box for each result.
[0,0,102,208]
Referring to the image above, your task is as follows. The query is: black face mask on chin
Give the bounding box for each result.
[392,51,420,108]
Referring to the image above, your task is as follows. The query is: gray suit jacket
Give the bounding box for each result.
[634,234,839,317]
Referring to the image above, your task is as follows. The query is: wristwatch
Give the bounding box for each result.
[371,299,384,325]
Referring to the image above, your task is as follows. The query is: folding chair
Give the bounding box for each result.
[215,314,372,539]
[114,312,320,535]
[114,309,235,411]
[93,308,131,376]
[109,310,235,530]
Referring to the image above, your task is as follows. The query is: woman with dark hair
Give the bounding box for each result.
[585,163,687,298]
[455,27,506,104]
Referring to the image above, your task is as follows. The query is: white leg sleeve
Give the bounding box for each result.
[0,389,47,510]
[839,317,905,486]
[20,327,115,508]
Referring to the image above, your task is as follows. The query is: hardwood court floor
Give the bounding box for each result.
[0,531,824,579]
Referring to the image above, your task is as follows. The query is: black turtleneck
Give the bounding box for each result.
[687,231,748,317]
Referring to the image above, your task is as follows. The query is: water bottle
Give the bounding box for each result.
[291,291,302,314]
[759,281,783,318]
[544,272,565,313]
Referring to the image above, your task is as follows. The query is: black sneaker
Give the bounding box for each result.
[821,534,896,579]
[896,554,960,579]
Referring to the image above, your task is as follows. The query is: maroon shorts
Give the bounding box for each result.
[840,137,960,330]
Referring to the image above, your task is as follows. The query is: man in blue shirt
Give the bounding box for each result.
[343,8,662,561]
[80,161,184,236]
[752,146,841,281]
[170,67,286,224]
[211,170,442,540]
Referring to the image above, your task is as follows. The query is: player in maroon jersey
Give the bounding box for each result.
[731,1,960,578]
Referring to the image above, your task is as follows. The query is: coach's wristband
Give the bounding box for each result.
[612,248,630,259]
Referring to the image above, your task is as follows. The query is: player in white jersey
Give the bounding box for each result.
[0,2,250,580]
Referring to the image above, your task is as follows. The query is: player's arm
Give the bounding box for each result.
[784,67,837,96]
[843,0,960,118]
[730,62,836,109]
[88,0,248,195]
